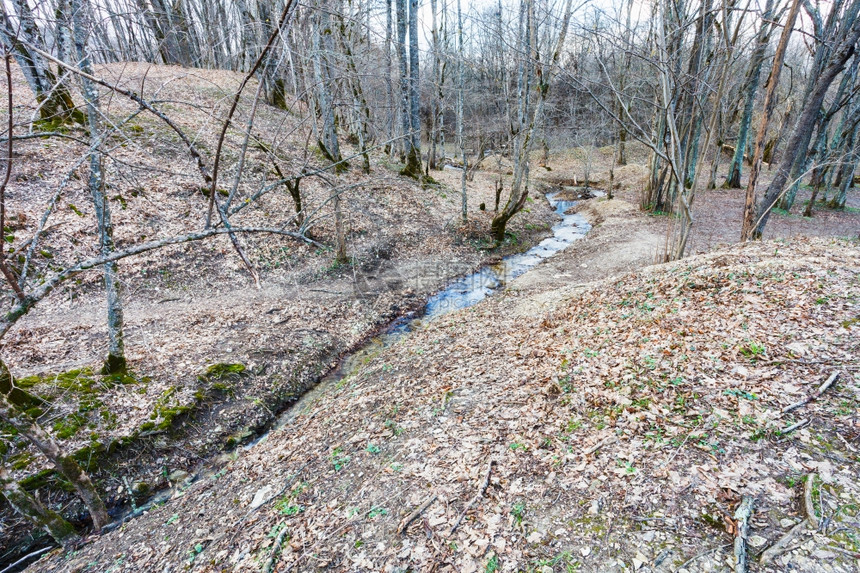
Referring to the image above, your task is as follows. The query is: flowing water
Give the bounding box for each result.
[260,189,594,436]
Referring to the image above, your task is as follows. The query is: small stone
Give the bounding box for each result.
[168,470,189,483]
[580,547,591,557]
[526,531,543,544]
[641,530,656,542]
[780,518,797,528]
[812,549,836,559]
[249,485,273,509]
[632,551,649,570]
[749,535,767,548]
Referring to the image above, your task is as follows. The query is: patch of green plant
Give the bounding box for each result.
[198,363,246,383]
[367,506,388,518]
[724,388,757,401]
[276,502,304,516]
[366,443,380,454]
[485,554,499,573]
[330,446,350,471]
[512,502,526,525]
[52,413,87,439]
[739,340,766,359]
[384,419,403,436]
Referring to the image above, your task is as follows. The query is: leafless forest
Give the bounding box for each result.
[0,0,858,570]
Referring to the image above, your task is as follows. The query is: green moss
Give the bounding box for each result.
[53,413,87,439]
[225,428,254,449]
[17,468,76,492]
[9,452,34,470]
[151,405,192,431]
[24,406,43,418]
[199,363,246,382]
[15,375,41,389]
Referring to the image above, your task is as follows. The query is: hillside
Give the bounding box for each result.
[26,199,860,571]
[0,63,559,560]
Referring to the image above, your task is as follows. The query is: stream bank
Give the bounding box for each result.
[0,186,584,571]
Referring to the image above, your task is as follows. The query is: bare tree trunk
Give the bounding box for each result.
[0,465,80,548]
[0,0,78,123]
[71,0,126,374]
[491,0,534,242]
[385,0,396,157]
[312,5,347,262]
[741,0,801,241]
[407,0,423,176]
[428,0,440,171]
[457,0,467,223]
[491,0,572,242]
[753,5,860,238]
[725,0,775,188]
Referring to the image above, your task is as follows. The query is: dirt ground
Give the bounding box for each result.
[27,194,860,573]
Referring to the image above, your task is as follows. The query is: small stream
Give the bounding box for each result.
[256,188,594,438]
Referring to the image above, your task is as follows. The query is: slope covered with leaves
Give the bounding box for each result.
[0,62,556,555]
[32,233,860,572]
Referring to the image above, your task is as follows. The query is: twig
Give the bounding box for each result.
[0,52,25,301]
[583,435,618,456]
[826,545,860,559]
[733,497,754,573]
[760,521,807,564]
[447,460,493,537]
[0,546,53,573]
[779,418,810,436]
[263,521,289,573]
[397,494,437,535]
[206,0,297,227]
[782,371,840,413]
[803,473,818,528]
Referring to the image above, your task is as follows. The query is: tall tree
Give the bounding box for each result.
[748,0,860,238]
[725,0,777,188]
[0,0,78,123]
[70,0,126,374]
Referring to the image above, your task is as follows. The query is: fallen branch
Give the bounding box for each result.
[0,226,322,340]
[733,497,754,573]
[760,521,807,565]
[803,473,818,528]
[447,460,493,537]
[263,521,289,573]
[782,371,840,413]
[0,546,54,573]
[583,435,618,456]
[779,418,809,436]
[397,494,437,535]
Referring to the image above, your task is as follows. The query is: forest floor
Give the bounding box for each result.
[2,64,859,572]
[28,197,860,573]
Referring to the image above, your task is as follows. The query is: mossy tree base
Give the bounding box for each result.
[400,148,423,180]
[100,353,127,376]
